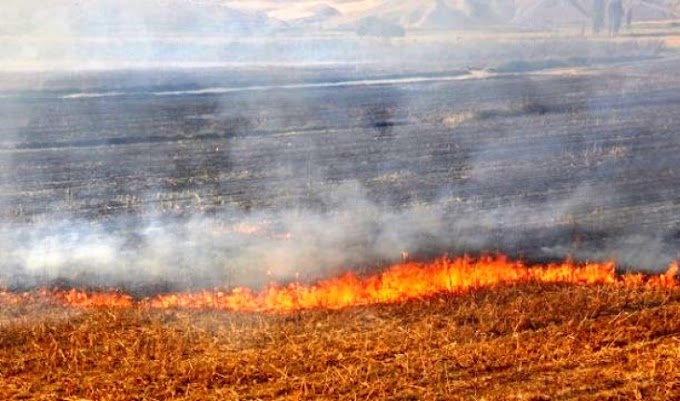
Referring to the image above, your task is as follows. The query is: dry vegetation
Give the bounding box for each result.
[2,282,680,400]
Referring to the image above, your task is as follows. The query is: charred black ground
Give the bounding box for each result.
[1,55,680,290]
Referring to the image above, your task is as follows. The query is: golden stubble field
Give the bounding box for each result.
[2,282,680,400]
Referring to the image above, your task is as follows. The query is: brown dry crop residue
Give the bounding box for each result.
[2,284,680,400]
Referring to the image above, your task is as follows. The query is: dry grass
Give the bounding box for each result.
[2,283,680,400]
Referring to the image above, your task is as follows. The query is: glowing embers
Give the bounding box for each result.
[3,255,678,313]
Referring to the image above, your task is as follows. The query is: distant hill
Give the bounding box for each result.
[14,0,678,39]
[328,0,679,31]
[368,0,468,29]
[513,0,678,29]
[513,0,591,28]
[333,0,515,30]
[287,4,342,28]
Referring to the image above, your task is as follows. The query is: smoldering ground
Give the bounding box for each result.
[2,0,680,290]
[2,58,680,293]
[0,179,677,293]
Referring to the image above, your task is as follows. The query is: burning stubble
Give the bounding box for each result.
[2,255,679,312]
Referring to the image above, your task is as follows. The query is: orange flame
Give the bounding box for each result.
[1,255,677,312]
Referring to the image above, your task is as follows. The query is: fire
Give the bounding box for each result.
[1,255,678,312]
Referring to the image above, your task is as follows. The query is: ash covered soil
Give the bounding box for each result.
[1,57,680,288]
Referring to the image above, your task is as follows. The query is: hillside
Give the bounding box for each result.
[330,0,515,30]
[265,0,679,31]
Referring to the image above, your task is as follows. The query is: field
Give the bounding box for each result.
[2,281,680,400]
[3,50,680,290]
[3,32,680,399]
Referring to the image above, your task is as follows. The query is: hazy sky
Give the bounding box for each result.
[1,0,380,37]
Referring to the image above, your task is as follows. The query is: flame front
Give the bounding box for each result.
[1,256,677,312]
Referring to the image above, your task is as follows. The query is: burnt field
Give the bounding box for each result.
[1,56,680,289]
[3,46,680,399]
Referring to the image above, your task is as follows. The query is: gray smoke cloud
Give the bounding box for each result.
[1,170,675,292]
[0,182,447,290]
